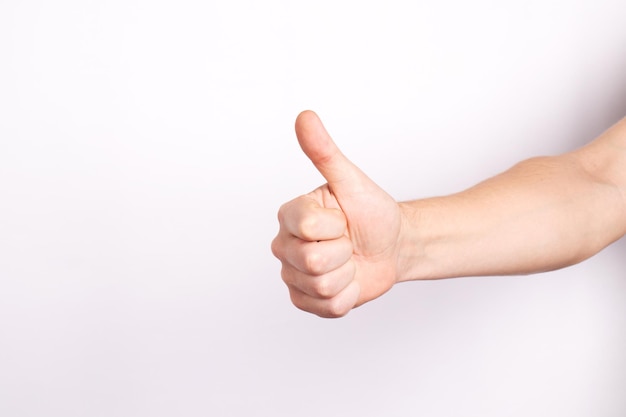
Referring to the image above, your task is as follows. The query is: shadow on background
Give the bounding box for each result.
[571,49,626,272]
[569,49,626,148]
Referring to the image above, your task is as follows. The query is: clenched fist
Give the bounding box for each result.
[271,111,404,318]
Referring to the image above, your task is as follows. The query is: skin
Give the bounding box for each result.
[271,110,626,318]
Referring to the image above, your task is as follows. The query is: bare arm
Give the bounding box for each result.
[398,145,626,281]
[272,112,626,318]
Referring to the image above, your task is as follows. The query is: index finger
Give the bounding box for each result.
[278,196,347,241]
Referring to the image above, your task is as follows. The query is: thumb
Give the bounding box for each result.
[295,110,365,193]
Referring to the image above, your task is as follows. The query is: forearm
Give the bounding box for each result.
[397,151,626,281]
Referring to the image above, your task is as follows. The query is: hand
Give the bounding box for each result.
[271,111,403,318]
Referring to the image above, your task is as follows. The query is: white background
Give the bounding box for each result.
[1,1,626,416]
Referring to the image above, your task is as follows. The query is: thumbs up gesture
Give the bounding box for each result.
[272,111,404,317]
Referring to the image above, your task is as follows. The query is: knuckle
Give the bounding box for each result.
[288,288,309,312]
[303,251,326,275]
[279,265,290,284]
[322,298,350,319]
[313,276,335,299]
[298,213,319,241]
[277,202,288,224]
[270,236,283,259]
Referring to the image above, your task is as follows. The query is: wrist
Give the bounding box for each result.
[395,200,437,282]
[396,195,474,282]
